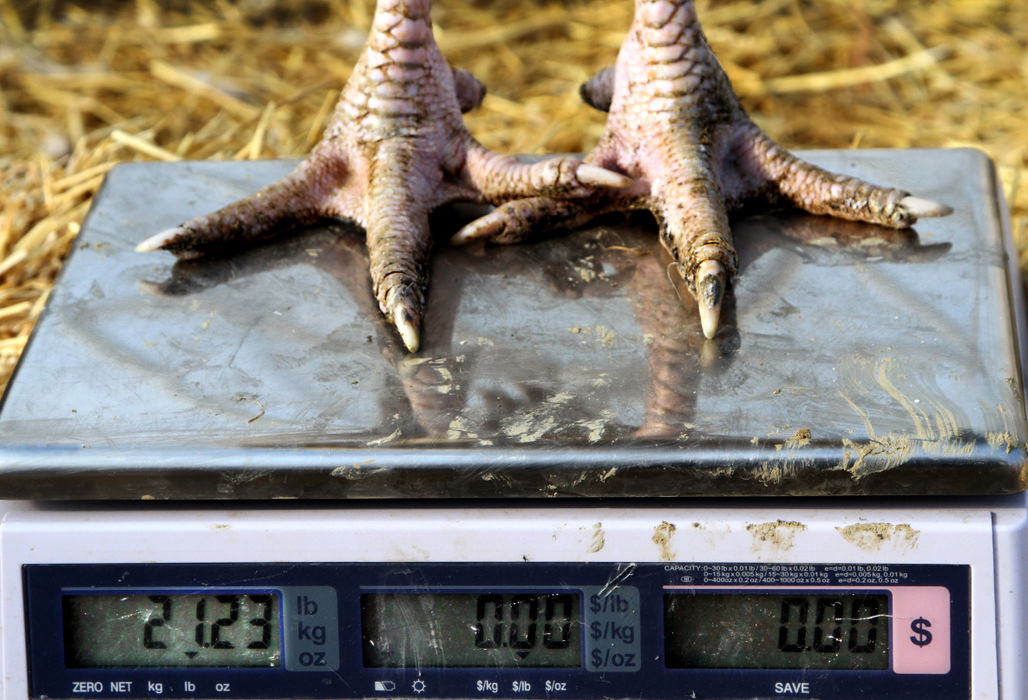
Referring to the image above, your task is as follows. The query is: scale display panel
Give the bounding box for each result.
[22,562,970,700]
[1,499,1023,699]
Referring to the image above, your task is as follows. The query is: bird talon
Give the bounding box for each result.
[390,303,421,353]
[450,218,497,245]
[576,164,633,189]
[136,227,184,253]
[899,195,954,219]
[694,259,725,340]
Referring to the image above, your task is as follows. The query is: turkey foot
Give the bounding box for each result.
[453,0,951,338]
[137,0,631,352]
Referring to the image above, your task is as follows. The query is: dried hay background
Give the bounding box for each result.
[1,0,1026,393]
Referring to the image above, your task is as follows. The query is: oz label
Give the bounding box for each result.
[581,585,641,673]
[282,587,340,671]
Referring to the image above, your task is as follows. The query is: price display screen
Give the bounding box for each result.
[63,593,282,668]
[361,592,582,668]
[664,593,890,670]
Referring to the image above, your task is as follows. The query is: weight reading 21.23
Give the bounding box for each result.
[63,593,282,668]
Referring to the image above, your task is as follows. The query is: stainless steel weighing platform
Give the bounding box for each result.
[0,148,1023,500]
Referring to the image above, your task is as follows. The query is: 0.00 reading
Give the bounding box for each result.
[664,593,890,670]
[63,592,282,668]
[473,594,575,653]
[777,597,880,654]
[362,592,582,668]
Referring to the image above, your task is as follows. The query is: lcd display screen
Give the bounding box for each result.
[63,592,281,668]
[664,593,890,670]
[362,592,581,668]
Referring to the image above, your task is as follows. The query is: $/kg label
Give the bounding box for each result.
[581,586,641,673]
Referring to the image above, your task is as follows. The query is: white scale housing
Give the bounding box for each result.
[1,500,1027,699]
[0,151,1025,699]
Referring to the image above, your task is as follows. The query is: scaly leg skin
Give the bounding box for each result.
[137,0,630,352]
[453,0,951,339]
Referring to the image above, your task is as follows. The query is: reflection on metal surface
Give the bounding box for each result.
[0,150,1023,499]
[137,211,946,447]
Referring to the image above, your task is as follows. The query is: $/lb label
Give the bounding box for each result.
[580,586,642,672]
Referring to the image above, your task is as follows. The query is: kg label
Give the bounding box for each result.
[581,585,641,673]
[282,587,341,672]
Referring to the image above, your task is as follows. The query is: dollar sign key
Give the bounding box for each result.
[909,617,933,647]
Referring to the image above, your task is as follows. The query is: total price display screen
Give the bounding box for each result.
[664,593,890,670]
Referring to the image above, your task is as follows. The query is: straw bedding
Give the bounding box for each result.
[1,0,1025,392]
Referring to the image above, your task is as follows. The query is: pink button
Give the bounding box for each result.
[891,586,951,674]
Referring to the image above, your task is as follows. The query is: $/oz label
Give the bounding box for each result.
[580,586,641,672]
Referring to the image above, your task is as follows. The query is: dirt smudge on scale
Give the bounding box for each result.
[746,520,807,552]
[781,428,811,449]
[836,523,920,551]
[589,522,606,553]
[652,521,677,561]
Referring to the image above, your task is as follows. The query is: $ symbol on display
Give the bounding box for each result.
[909,618,933,647]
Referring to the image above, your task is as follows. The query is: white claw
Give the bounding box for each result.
[695,259,725,340]
[900,196,953,219]
[450,225,481,246]
[391,307,421,353]
[136,227,183,253]
[450,216,499,246]
[576,164,633,189]
[698,300,721,340]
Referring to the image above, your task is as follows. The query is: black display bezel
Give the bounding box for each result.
[23,562,971,700]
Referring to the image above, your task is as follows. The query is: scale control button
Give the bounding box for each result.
[890,586,951,675]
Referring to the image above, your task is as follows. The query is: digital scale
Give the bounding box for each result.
[1,149,1026,700]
